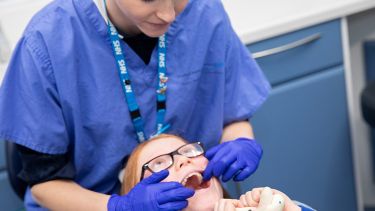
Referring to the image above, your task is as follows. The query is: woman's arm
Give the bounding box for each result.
[221,121,255,143]
[31,180,110,211]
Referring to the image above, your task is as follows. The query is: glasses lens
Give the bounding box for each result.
[178,143,204,157]
[148,155,173,172]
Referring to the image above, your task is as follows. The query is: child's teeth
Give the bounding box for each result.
[182,178,187,186]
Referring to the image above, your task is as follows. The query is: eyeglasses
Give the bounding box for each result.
[140,142,204,181]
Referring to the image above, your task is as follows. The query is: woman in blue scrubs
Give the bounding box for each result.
[0,0,270,210]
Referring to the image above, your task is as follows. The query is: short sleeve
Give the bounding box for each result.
[0,35,69,154]
[222,12,271,125]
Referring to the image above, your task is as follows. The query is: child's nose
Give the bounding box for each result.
[175,155,192,170]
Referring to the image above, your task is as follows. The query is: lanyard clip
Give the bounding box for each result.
[157,86,167,94]
[150,124,171,139]
[160,76,169,83]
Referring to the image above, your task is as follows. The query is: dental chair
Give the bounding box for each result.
[361,81,375,128]
[361,40,375,182]
[5,141,27,200]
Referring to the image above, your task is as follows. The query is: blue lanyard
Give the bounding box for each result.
[105,13,169,142]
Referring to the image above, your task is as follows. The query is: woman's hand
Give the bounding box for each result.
[239,187,301,211]
[202,137,262,182]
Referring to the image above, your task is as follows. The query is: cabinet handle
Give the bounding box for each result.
[252,33,321,59]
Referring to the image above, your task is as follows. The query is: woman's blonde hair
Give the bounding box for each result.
[121,134,186,195]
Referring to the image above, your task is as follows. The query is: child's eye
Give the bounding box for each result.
[143,0,155,3]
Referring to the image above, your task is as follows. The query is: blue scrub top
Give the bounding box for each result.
[0,0,270,209]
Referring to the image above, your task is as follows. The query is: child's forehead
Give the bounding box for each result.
[141,137,186,161]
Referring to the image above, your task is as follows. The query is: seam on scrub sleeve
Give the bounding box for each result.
[24,34,56,85]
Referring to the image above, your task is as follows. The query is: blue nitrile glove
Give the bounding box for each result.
[202,137,262,182]
[108,170,195,211]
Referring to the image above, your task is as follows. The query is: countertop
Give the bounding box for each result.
[222,0,375,44]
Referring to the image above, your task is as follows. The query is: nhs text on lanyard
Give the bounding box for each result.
[107,21,169,143]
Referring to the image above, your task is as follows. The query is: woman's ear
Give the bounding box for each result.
[118,168,125,183]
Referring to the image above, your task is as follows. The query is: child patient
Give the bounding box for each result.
[120,134,303,211]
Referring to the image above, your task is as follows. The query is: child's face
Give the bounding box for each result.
[111,0,188,37]
[138,137,223,211]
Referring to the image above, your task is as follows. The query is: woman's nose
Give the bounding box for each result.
[175,155,192,170]
[156,0,176,23]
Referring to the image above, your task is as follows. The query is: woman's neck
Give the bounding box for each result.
[106,0,141,36]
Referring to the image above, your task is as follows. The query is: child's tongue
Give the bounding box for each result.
[185,174,211,190]
[185,174,202,189]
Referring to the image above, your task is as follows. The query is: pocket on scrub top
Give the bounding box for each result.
[167,69,201,105]
[165,69,201,133]
[167,62,224,104]
[166,63,225,135]
[194,63,225,104]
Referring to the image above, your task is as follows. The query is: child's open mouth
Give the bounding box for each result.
[181,172,211,190]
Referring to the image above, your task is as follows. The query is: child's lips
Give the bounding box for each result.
[199,179,211,189]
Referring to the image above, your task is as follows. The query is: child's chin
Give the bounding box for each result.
[185,184,222,211]
[184,198,216,211]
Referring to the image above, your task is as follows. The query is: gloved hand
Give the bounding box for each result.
[203,137,262,182]
[108,170,195,211]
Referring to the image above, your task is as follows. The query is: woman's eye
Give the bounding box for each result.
[142,0,155,3]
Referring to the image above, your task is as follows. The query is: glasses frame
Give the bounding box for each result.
[140,142,204,181]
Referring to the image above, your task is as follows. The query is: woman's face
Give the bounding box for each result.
[138,137,223,211]
[109,0,188,37]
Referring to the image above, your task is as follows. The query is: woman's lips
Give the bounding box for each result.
[149,21,170,26]
[146,22,170,29]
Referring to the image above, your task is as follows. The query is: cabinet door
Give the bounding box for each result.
[248,20,342,86]
[242,66,356,211]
